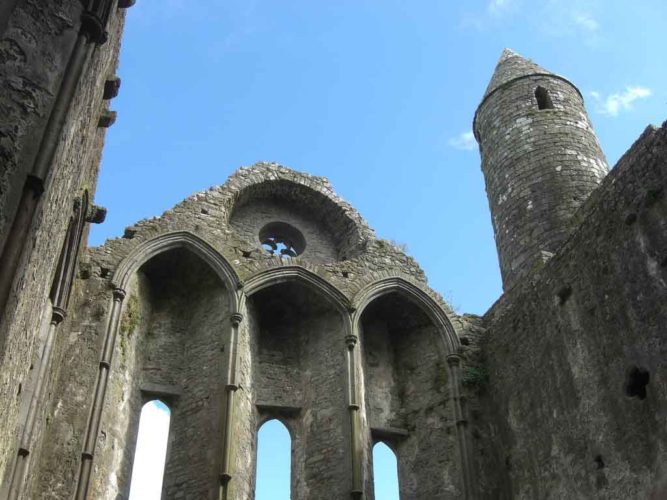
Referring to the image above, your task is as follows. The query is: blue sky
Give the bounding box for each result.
[256,420,291,500]
[107,2,665,497]
[92,0,665,315]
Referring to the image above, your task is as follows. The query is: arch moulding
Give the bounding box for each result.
[240,265,351,320]
[111,230,242,310]
[351,276,460,354]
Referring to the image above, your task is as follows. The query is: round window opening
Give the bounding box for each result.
[259,222,306,258]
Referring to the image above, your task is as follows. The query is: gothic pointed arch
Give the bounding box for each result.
[112,231,241,309]
[79,231,240,499]
[352,276,460,354]
[242,265,351,321]
[241,264,359,498]
[354,276,473,497]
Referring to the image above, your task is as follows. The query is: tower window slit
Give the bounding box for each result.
[128,400,171,500]
[535,86,555,110]
[373,442,400,500]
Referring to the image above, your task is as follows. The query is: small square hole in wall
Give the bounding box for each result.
[556,285,572,305]
[625,366,650,400]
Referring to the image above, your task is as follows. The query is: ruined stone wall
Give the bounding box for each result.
[360,296,462,499]
[0,0,82,246]
[230,199,339,263]
[480,122,667,499]
[68,249,230,500]
[475,72,608,290]
[31,251,115,499]
[26,164,465,499]
[0,4,125,489]
[362,320,401,430]
[246,284,350,499]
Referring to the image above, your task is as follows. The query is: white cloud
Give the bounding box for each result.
[128,402,171,500]
[590,86,652,117]
[488,0,514,15]
[449,131,477,151]
[572,13,599,32]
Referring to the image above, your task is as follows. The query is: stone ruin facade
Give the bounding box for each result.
[0,3,665,500]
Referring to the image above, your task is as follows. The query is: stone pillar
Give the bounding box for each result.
[447,353,474,499]
[345,333,363,499]
[4,307,65,500]
[219,312,242,500]
[74,286,126,500]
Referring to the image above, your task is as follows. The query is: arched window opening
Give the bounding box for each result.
[373,442,400,500]
[256,419,291,500]
[129,400,171,500]
[535,86,555,110]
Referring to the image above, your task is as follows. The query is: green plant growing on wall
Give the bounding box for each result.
[462,366,489,392]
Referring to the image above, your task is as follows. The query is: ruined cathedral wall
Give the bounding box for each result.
[90,164,433,300]
[0,0,83,245]
[31,250,118,499]
[360,320,463,499]
[28,164,466,499]
[246,297,350,499]
[0,5,124,486]
[480,122,667,499]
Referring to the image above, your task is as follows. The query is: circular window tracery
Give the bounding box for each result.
[259,222,306,258]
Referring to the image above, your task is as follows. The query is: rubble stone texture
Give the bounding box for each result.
[0,5,665,500]
[474,49,610,290]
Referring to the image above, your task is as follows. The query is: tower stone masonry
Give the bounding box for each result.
[0,3,666,499]
[474,49,609,290]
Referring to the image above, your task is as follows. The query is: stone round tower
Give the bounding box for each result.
[474,49,609,290]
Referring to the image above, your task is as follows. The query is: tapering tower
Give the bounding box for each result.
[474,49,609,290]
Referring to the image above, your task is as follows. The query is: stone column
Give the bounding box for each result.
[219,312,242,500]
[4,307,65,499]
[74,286,126,500]
[346,333,363,499]
[447,353,474,499]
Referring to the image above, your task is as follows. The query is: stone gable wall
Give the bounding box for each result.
[32,163,469,499]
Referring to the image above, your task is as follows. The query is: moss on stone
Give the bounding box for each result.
[119,293,140,359]
[120,293,140,337]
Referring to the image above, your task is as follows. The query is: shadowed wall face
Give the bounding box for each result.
[245,281,350,500]
[360,293,461,499]
[90,248,230,499]
[480,124,667,499]
[0,4,124,485]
